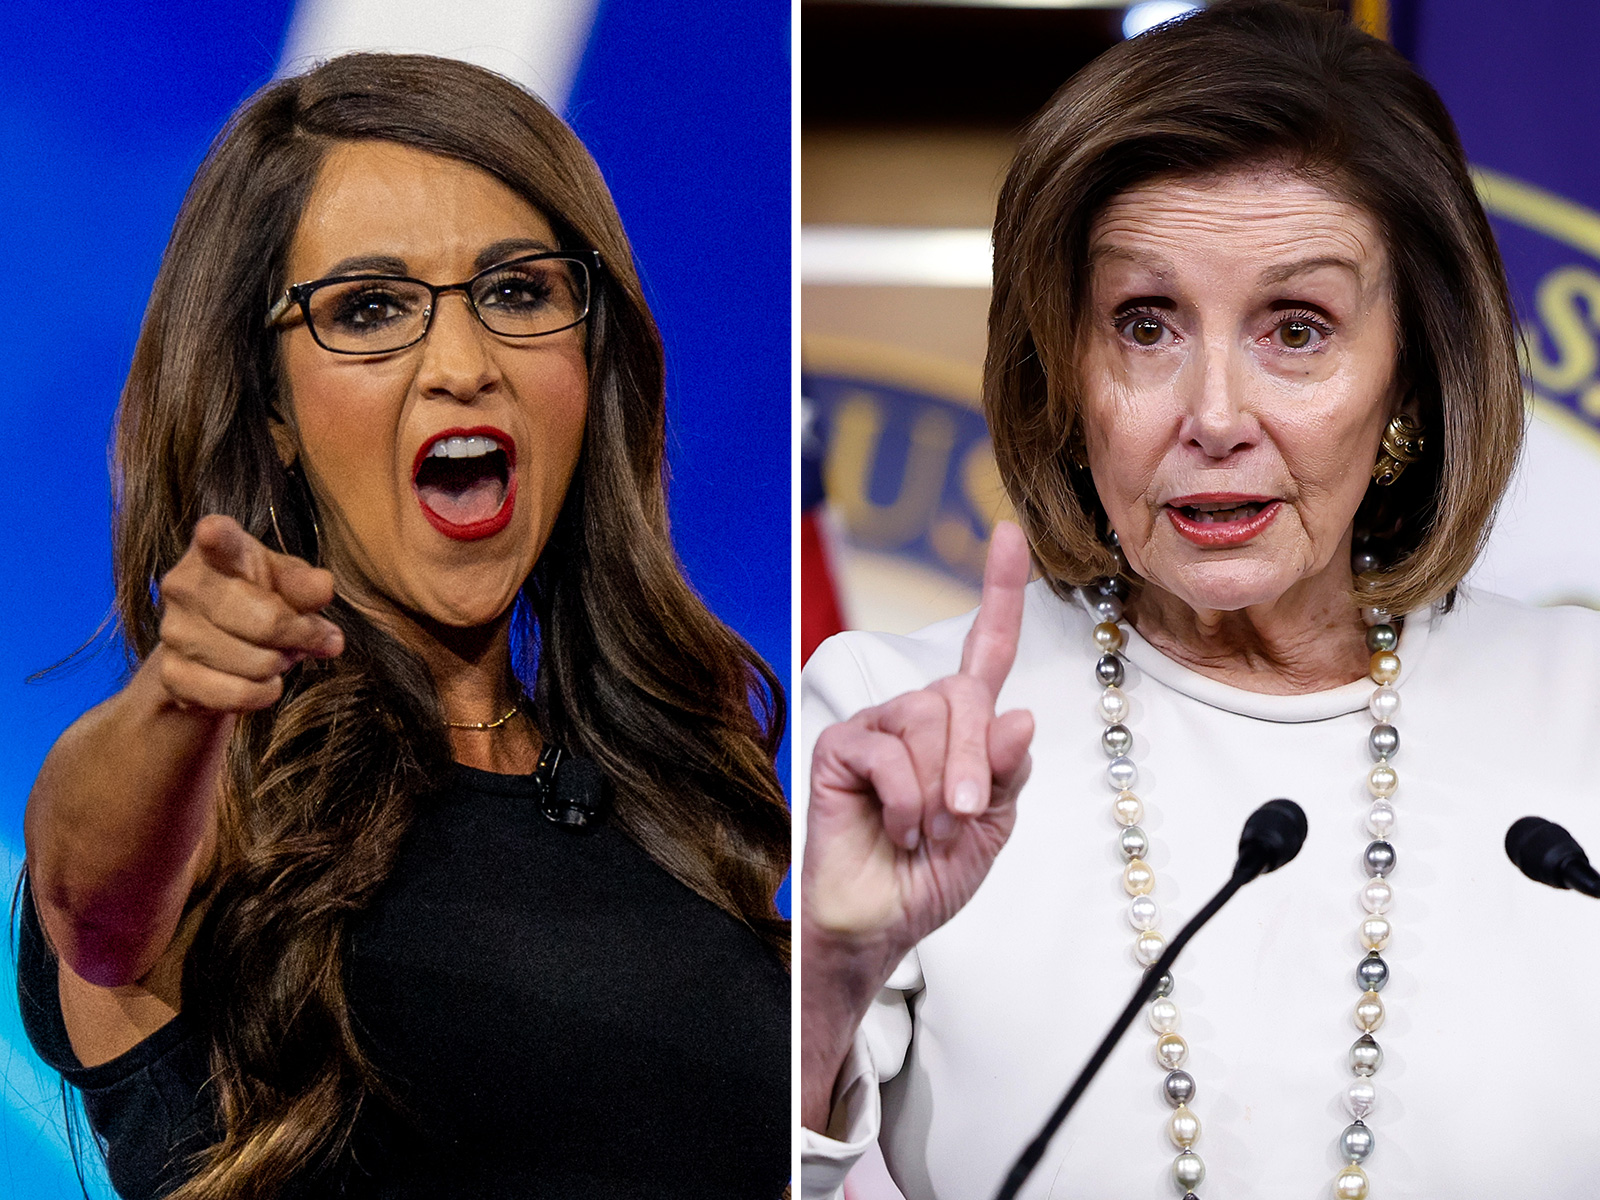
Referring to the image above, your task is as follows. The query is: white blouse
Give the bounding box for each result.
[800,583,1600,1199]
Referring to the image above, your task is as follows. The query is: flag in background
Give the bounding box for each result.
[802,395,847,662]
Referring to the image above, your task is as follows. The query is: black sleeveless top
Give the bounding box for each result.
[18,761,789,1198]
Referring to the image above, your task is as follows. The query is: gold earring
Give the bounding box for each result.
[1372,413,1425,487]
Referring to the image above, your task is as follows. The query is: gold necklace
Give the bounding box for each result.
[444,701,521,731]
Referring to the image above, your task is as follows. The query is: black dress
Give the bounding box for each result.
[17,760,789,1199]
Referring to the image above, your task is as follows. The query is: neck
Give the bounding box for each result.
[1127,558,1370,695]
[350,596,542,774]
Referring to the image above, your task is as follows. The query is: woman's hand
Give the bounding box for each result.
[801,522,1035,1130]
[155,514,344,712]
[25,515,342,988]
[804,520,1035,952]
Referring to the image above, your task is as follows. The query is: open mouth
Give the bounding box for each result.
[412,429,517,541]
[1175,501,1267,524]
[1164,496,1281,547]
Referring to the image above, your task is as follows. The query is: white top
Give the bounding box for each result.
[800,583,1600,1200]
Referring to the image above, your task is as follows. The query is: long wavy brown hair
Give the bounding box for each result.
[107,53,788,1198]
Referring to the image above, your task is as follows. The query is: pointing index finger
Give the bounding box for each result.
[959,520,1030,701]
[193,514,270,586]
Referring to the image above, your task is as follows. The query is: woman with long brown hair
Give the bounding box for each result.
[19,53,788,1199]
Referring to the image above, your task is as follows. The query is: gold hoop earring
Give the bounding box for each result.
[1371,413,1425,487]
[268,501,290,554]
[269,465,323,563]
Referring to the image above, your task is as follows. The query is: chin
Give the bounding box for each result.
[1159,559,1301,614]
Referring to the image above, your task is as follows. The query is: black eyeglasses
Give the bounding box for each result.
[266,250,602,355]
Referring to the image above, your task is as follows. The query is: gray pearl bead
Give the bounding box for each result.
[1096,575,1130,601]
[1172,1152,1205,1189]
[1106,529,1120,548]
[1356,952,1389,993]
[1350,1033,1383,1076]
[1366,623,1398,653]
[1102,723,1133,758]
[1153,970,1174,998]
[1368,723,1399,761]
[1095,654,1125,687]
[1092,595,1124,624]
[1340,1120,1375,1162]
[1119,825,1149,861]
[1364,840,1397,877]
[1163,1069,1196,1108]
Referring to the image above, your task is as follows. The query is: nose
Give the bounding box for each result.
[1176,335,1259,459]
[414,290,501,402]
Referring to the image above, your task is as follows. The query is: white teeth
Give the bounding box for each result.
[428,435,501,459]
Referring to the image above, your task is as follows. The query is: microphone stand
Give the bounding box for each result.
[992,861,1256,1200]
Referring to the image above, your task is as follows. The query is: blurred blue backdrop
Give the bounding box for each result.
[0,2,789,1194]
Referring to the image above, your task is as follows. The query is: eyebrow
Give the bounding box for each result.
[1256,255,1366,287]
[312,238,559,282]
[474,237,557,273]
[318,253,409,278]
[1087,243,1174,278]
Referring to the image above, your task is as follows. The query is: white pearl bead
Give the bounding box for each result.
[1360,914,1392,951]
[1135,929,1167,966]
[1366,801,1396,837]
[1360,878,1392,914]
[1128,894,1159,931]
[1098,685,1129,724]
[1108,756,1137,790]
[1155,1032,1188,1069]
[1124,858,1155,896]
[1368,684,1400,722]
[1345,1078,1377,1119]
[1113,791,1143,827]
[1148,997,1180,1033]
[1334,1164,1370,1199]
[1354,989,1385,1032]
[1367,762,1398,798]
[1167,1103,1200,1149]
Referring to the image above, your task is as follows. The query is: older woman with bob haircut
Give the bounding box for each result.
[20,53,788,1200]
[802,3,1600,1197]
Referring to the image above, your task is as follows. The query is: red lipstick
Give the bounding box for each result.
[1164,493,1281,548]
[411,425,517,542]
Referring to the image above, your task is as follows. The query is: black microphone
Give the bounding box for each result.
[1505,816,1600,898]
[993,799,1308,1200]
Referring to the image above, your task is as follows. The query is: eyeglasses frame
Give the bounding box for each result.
[265,249,603,355]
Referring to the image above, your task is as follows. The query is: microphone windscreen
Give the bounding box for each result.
[1237,798,1308,877]
[1506,815,1580,888]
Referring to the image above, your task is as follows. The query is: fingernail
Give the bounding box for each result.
[929,811,954,841]
[902,827,921,852]
[953,782,982,814]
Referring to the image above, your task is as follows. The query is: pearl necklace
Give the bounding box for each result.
[1084,575,1400,1200]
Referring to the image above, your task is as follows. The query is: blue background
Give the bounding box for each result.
[0,2,790,1193]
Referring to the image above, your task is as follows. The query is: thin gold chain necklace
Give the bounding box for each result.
[444,700,521,731]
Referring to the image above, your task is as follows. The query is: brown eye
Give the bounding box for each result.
[1280,321,1313,349]
[1130,317,1163,346]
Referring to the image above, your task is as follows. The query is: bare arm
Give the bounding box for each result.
[24,515,343,988]
[800,523,1035,1131]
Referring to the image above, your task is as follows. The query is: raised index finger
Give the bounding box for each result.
[958,520,1030,700]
